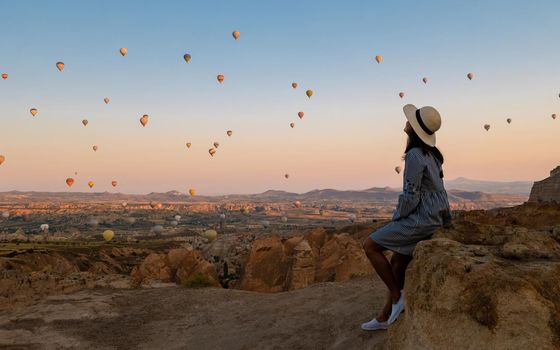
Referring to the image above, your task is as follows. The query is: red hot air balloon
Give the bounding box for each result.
[298,111,304,119]
[66,178,75,187]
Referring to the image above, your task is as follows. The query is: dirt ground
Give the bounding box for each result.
[0,275,388,350]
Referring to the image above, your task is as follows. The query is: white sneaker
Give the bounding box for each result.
[361,318,388,331]
[387,291,405,324]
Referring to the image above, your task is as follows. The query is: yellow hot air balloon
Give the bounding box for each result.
[104,97,110,104]
[56,62,65,71]
[217,74,224,83]
[232,31,240,40]
[375,55,382,63]
[120,47,127,56]
[88,181,94,188]
[399,92,405,99]
[82,119,88,126]
[298,111,304,119]
[306,90,313,98]
[203,229,218,242]
[209,148,216,157]
[467,72,474,80]
[66,178,74,187]
[395,166,402,174]
[111,180,118,187]
[291,82,298,89]
[93,145,98,152]
[227,130,233,137]
[189,188,196,196]
[186,142,192,148]
[213,142,220,148]
[0,155,5,165]
[140,114,149,127]
[102,230,114,242]
[30,108,38,117]
[2,73,8,80]
[184,53,191,63]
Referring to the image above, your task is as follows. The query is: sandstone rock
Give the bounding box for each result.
[286,239,315,290]
[315,233,373,282]
[529,166,560,203]
[131,253,172,284]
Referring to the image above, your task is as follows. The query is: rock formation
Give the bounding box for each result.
[386,206,560,350]
[529,166,560,203]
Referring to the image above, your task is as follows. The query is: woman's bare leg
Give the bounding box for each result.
[377,252,413,321]
[363,238,401,304]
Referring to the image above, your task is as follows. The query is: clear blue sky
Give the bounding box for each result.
[0,0,559,194]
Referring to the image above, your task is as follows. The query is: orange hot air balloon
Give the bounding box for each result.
[467,72,474,80]
[422,77,428,84]
[189,188,196,196]
[293,200,302,209]
[184,53,191,63]
[111,181,118,187]
[93,145,98,152]
[232,31,240,40]
[1,73,7,80]
[291,82,298,89]
[298,111,304,119]
[227,130,233,137]
[186,142,192,148]
[88,181,94,188]
[217,74,224,83]
[66,178,74,187]
[399,92,405,99]
[120,48,127,56]
[0,155,5,165]
[306,89,313,98]
[56,62,65,71]
[104,97,110,104]
[290,122,295,128]
[156,203,163,209]
[209,148,216,157]
[375,55,382,63]
[82,119,88,126]
[140,114,149,127]
[30,108,38,117]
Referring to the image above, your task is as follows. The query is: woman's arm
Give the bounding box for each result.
[392,149,425,221]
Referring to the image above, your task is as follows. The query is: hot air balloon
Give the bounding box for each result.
[261,220,270,228]
[149,201,157,209]
[467,73,474,80]
[1,73,8,80]
[484,124,490,131]
[82,119,88,126]
[183,53,191,63]
[170,220,178,226]
[298,111,304,119]
[506,118,512,124]
[189,188,196,196]
[120,48,127,56]
[66,178,74,187]
[232,31,240,40]
[281,216,288,223]
[111,181,118,187]
[399,92,405,99]
[104,97,110,104]
[88,181,94,188]
[395,166,402,174]
[293,201,302,209]
[0,155,5,165]
[227,130,233,137]
[203,229,218,242]
[552,114,557,120]
[285,173,289,179]
[422,77,428,84]
[2,211,9,219]
[93,145,98,152]
[306,90,313,98]
[152,225,164,234]
[30,108,38,117]
[375,55,382,63]
[292,82,298,89]
[348,213,357,223]
[40,224,49,233]
[56,62,65,72]
[103,230,114,242]
[88,218,99,226]
[219,213,226,220]
[217,74,224,83]
[74,171,78,175]
[186,142,192,148]
[290,122,295,128]
[122,202,128,208]
[156,203,163,209]
[140,114,149,127]
[209,148,216,157]
[124,217,135,224]
[174,215,181,221]
[213,142,220,149]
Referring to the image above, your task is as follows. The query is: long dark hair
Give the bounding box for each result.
[404,128,445,178]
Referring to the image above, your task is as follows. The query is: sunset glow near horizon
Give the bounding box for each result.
[0,1,559,195]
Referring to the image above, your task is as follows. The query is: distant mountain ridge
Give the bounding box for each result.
[444,177,532,195]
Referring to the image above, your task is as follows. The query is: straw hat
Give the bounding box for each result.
[403,104,441,147]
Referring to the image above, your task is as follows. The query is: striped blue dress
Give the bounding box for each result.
[370,147,451,256]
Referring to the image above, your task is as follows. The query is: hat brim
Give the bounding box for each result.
[403,104,436,147]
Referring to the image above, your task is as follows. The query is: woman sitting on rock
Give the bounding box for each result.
[361,104,451,330]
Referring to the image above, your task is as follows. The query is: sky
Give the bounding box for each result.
[0,0,559,194]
